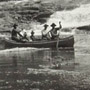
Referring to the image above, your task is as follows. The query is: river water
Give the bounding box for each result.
[0,4,90,90]
[0,30,90,90]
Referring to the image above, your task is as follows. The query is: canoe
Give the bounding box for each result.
[4,35,74,48]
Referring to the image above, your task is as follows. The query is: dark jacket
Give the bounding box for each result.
[50,28,60,39]
[12,28,18,38]
[11,28,23,40]
[50,24,62,39]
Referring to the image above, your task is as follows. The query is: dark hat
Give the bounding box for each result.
[13,24,18,27]
[44,24,48,27]
[51,23,56,27]
[59,21,61,23]
[31,30,34,35]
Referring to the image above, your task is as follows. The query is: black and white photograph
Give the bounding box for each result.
[0,0,90,90]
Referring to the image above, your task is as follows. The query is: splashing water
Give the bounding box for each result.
[47,4,90,28]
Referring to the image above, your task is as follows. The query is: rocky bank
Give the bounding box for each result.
[0,0,81,31]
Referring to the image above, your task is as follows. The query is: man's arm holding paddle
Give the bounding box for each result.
[55,21,62,31]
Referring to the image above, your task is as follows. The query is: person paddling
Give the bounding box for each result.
[50,21,62,40]
[11,24,28,42]
[11,24,21,41]
[30,30,35,41]
[41,24,49,40]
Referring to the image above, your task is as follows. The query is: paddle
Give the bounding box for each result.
[56,21,62,50]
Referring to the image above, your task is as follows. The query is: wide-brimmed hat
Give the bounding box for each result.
[51,23,56,27]
[13,24,18,27]
[44,24,48,27]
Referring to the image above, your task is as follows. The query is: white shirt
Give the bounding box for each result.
[20,29,27,36]
[41,29,47,36]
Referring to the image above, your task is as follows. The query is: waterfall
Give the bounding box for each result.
[47,4,90,28]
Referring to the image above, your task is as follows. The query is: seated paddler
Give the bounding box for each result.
[50,21,62,40]
[41,24,50,40]
[11,24,21,41]
[11,24,27,42]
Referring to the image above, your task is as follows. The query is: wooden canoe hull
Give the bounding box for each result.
[4,36,74,48]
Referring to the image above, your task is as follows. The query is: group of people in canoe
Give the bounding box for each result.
[11,21,62,42]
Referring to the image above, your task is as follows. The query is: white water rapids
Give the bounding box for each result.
[31,4,90,35]
[47,4,90,28]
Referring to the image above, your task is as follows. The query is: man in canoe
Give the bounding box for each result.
[41,24,50,40]
[11,24,28,42]
[30,30,35,41]
[50,21,62,40]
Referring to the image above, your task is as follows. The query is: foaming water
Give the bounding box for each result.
[47,4,90,28]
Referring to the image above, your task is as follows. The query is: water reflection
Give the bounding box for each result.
[0,49,75,71]
[0,48,75,90]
